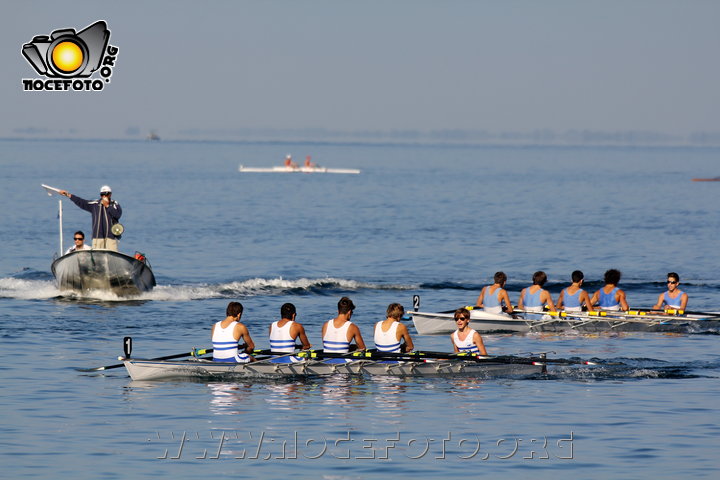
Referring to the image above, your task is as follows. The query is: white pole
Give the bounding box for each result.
[58,199,63,256]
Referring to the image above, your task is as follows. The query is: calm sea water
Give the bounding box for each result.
[1,139,719,479]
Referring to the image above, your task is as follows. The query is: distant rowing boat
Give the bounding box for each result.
[239,165,361,174]
[691,177,720,182]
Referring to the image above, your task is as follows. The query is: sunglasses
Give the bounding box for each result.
[74,237,84,240]
[100,192,111,196]
[455,316,470,321]
[667,281,678,284]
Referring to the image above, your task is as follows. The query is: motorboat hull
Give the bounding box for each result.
[51,250,156,296]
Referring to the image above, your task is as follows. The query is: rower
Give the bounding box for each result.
[374,303,414,353]
[517,271,556,314]
[211,302,255,363]
[451,308,488,356]
[556,270,594,312]
[304,155,316,168]
[268,303,312,363]
[321,297,366,362]
[590,269,629,311]
[652,272,688,312]
[476,271,514,314]
[284,154,298,168]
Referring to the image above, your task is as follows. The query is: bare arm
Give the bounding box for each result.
[236,324,255,353]
[476,287,486,307]
[397,323,414,352]
[590,291,599,307]
[541,290,556,312]
[292,323,312,350]
[556,290,565,309]
[652,293,665,311]
[617,289,629,310]
[679,293,689,311]
[321,321,328,341]
[473,331,488,356]
[517,288,526,309]
[500,289,522,313]
[348,324,366,350]
[580,291,594,311]
[451,333,459,353]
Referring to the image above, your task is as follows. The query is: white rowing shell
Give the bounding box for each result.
[239,165,360,174]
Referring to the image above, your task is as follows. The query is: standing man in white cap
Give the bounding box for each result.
[58,185,123,251]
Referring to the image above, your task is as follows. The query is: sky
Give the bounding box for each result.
[2,0,720,141]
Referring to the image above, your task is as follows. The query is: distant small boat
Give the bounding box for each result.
[146,132,160,141]
[239,164,360,174]
[691,177,720,182]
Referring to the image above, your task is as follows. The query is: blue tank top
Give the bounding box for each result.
[483,286,501,308]
[562,288,583,308]
[598,287,619,308]
[663,290,684,308]
[523,288,543,308]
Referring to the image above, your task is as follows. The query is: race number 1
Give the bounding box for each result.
[123,336,132,358]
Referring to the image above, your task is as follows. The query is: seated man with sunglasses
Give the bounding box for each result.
[64,230,92,255]
[58,185,122,251]
[652,272,688,312]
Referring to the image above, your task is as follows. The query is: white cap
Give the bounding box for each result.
[286,154,292,158]
[100,185,112,193]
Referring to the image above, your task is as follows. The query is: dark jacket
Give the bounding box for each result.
[70,195,123,240]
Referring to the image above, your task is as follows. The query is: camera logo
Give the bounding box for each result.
[21,20,119,91]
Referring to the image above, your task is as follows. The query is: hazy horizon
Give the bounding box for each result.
[3,1,719,144]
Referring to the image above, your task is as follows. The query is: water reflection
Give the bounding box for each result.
[371,376,409,418]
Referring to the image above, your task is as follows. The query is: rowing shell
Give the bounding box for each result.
[123,357,542,381]
[410,310,720,335]
[238,165,361,174]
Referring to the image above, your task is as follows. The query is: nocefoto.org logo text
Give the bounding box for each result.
[21,20,118,91]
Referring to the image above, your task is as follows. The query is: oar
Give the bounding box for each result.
[77,349,213,372]
[79,336,270,372]
[513,309,688,323]
[298,349,607,366]
[249,348,311,365]
[642,308,720,318]
[438,305,482,314]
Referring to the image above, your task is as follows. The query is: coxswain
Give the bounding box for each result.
[652,272,688,312]
[451,308,488,356]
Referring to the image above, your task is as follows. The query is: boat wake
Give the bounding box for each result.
[539,357,720,381]
[0,275,417,302]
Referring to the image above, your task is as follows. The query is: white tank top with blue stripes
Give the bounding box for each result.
[212,320,250,363]
[323,319,352,353]
[374,321,401,352]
